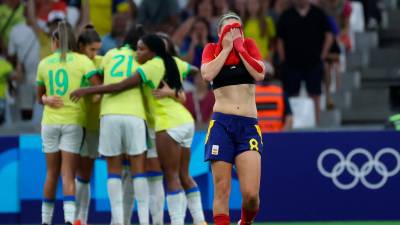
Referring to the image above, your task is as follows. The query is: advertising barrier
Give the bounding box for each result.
[0,131,399,223]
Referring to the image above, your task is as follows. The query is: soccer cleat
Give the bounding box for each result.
[238,220,252,225]
[65,222,73,225]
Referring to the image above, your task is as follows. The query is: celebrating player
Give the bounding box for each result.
[36,21,99,225]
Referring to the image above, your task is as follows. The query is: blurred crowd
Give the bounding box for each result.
[0,0,386,131]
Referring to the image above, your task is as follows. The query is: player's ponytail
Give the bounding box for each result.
[52,21,77,62]
[77,24,101,47]
[141,34,182,92]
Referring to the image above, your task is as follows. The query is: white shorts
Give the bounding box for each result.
[166,123,195,148]
[146,128,157,158]
[99,115,147,157]
[41,125,84,154]
[81,130,99,159]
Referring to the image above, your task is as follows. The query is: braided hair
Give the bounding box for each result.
[140,34,182,92]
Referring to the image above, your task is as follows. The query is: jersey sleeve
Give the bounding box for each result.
[201,43,216,65]
[174,57,191,79]
[137,58,163,89]
[243,38,263,61]
[36,60,46,86]
[81,56,98,79]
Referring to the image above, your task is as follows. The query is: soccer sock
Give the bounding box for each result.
[186,186,205,225]
[75,177,90,224]
[147,171,165,225]
[107,174,124,225]
[133,174,150,225]
[239,206,259,225]
[166,190,185,225]
[182,193,187,221]
[214,214,230,225]
[42,199,55,225]
[63,196,76,223]
[122,167,134,225]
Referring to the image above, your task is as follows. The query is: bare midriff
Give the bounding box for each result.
[213,84,257,118]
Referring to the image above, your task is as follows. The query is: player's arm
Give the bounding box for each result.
[232,31,265,81]
[37,85,46,105]
[153,81,186,103]
[70,72,142,102]
[36,85,64,108]
[201,42,231,82]
[188,65,200,77]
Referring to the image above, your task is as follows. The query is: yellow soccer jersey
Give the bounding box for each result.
[83,55,103,131]
[0,58,13,99]
[36,51,97,125]
[138,56,194,132]
[99,46,146,120]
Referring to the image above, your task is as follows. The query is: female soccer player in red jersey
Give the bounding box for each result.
[201,12,266,225]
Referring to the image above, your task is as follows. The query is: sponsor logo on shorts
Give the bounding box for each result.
[212,145,219,155]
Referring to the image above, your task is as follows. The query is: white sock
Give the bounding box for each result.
[166,191,185,225]
[182,194,187,221]
[41,199,55,224]
[186,187,205,225]
[148,172,165,225]
[63,196,76,223]
[107,174,124,225]
[133,174,150,225]
[122,166,134,225]
[75,178,91,224]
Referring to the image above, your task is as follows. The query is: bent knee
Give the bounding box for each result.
[242,189,259,206]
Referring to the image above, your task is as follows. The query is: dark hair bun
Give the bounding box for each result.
[84,24,95,30]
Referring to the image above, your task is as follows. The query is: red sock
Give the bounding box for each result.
[214,214,230,225]
[240,206,259,225]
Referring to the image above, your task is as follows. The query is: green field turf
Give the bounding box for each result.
[15,222,400,225]
[260,222,400,225]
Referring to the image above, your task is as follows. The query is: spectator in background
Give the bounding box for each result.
[193,0,218,38]
[184,74,215,125]
[244,0,276,61]
[277,0,333,125]
[0,40,13,125]
[214,0,230,17]
[137,0,180,34]
[318,0,352,109]
[255,79,293,132]
[8,5,40,121]
[99,13,129,55]
[269,0,291,23]
[355,0,383,29]
[179,17,215,68]
[232,0,247,19]
[89,0,136,36]
[173,0,217,57]
[0,0,24,49]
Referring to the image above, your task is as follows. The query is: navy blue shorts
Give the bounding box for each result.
[204,112,263,164]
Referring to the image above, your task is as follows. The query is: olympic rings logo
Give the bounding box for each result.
[317,148,400,190]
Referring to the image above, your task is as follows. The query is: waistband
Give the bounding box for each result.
[212,112,258,125]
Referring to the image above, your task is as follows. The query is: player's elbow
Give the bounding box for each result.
[201,64,215,82]
[254,72,265,82]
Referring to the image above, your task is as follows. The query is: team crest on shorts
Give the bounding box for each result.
[212,145,219,155]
